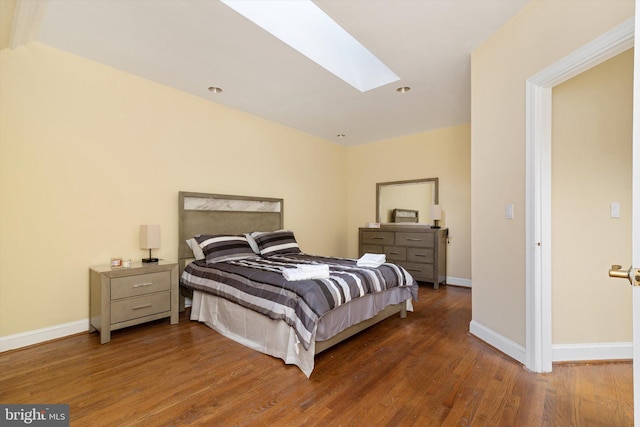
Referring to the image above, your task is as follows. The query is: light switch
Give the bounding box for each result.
[611,202,620,218]
[505,204,514,219]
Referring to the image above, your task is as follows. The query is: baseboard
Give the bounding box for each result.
[552,342,632,362]
[0,319,89,353]
[469,320,526,364]
[446,276,471,288]
[468,321,631,365]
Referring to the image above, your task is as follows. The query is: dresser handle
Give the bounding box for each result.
[389,252,400,255]
[371,237,384,240]
[132,303,153,310]
[407,238,422,242]
[415,254,426,257]
[133,282,153,288]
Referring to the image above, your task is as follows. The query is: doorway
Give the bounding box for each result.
[525,18,634,373]
[551,49,633,360]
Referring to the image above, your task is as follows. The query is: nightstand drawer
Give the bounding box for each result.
[384,246,406,261]
[407,247,434,263]
[111,271,170,300]
[396,232,434,247]
[110,291,170,324]
[398,262,434,281]
[361,231,394,246]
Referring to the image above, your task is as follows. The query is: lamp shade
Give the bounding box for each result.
[139,225,160,249]
[430,204,442,221]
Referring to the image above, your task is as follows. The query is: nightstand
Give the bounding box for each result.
[89,260,179,344]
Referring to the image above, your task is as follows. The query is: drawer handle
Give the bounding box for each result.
[371,237,385,240]
[414,254,427,258]
[133,282,153,288]
[389,252,400,255]
[132,303,153,310]
[407,238,422,242]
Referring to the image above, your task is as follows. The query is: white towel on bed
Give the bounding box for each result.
[357,253,386,268]
[282,264,330,281]
[296,264,329,273]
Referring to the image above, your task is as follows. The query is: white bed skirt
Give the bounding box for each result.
[191,290,316,377]
[190,288,414,378]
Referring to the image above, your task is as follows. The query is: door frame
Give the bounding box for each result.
[525,18,635,373]
[632,5,639,425]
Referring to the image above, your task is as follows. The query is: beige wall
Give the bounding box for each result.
[346,124,471,282]
[0,0,16,50]
[1,42,473,340]
[471,0,634,346]
[552,49,633,343]
[0,43,348,337]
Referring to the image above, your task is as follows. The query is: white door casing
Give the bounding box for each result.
[632,4,639,424]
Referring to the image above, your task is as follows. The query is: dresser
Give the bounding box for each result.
[90,261,179,343]
[359,226,447,289]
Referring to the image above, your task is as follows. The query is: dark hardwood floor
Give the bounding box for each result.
[1,285,633,426]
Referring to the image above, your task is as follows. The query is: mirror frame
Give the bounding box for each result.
[376,177,439,223]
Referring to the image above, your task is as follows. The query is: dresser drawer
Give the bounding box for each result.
[361,231,395,246]
[361,244,383,255]
[396,232,434,248]
[384,246,406,261]
[110,291,171,324]
[111,271,170,300]
[399,262,434,281]
[407,247,434,263]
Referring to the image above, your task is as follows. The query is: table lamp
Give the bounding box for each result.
[430,205,442,229]
[140,224,160,263]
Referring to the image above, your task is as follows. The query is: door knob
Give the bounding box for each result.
[609,265,640,286]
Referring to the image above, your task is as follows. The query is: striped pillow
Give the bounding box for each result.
[186,238,205,260]
[244,233,261,254]
[195,235,257,264]
[251,230,301,256]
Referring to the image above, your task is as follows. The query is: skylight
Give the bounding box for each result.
[221,0,400,92]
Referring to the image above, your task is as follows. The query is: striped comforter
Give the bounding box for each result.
[180,254,417,350]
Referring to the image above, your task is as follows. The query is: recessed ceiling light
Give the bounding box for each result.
[221,0,399,92]
[208,86,223,93]
[337,134,346,138]
[396,86,411,93]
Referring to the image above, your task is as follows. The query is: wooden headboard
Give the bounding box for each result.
[178,191,284,274]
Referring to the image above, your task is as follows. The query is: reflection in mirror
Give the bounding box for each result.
[376,178,439,224]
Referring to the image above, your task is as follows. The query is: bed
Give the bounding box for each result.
[178,191,418,377]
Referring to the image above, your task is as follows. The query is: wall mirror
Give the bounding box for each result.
[376,178,439,224]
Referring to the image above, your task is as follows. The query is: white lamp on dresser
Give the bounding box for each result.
[430,204,442,229]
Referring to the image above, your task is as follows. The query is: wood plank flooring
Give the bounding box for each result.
[0,285,633,426]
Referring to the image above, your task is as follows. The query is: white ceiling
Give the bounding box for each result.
[22,0,529,145]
